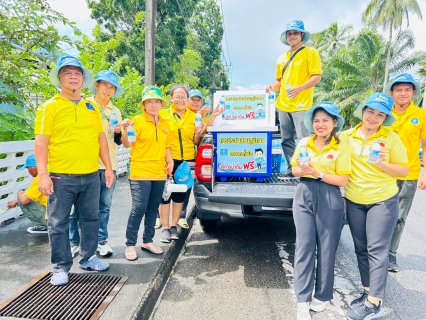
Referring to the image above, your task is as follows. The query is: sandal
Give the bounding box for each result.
[125,246,138,261]
[178,218,189,229]
[154,218,162,229]
[160,229,171,243]
[141,243,163,255]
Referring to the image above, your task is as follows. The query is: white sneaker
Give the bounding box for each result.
[71,245,80,258]
[97,243,113,257]
[310,297,329,312]
[297,302,311,320]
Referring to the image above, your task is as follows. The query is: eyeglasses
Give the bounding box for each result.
[172,96,188,101]
[286,31,301,37]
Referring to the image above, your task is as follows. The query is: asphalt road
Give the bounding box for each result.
[151,186,426,320]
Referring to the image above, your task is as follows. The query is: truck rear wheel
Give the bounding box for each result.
[199,217,221,232]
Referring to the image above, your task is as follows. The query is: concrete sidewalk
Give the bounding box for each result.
[0,176,194,320]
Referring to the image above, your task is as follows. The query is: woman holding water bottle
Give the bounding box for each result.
[290,102,351,320]
[120,86,173,260]
[340,93,408,320]
[158,85,204,243]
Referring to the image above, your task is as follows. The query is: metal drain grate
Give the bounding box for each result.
[0,272,127,320]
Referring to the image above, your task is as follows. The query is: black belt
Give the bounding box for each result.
[50,172,97,177]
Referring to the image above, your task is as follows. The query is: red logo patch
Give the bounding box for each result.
[327,154,334,160]
[379,142,385,148]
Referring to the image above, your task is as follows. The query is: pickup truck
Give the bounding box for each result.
[193,133,298,230]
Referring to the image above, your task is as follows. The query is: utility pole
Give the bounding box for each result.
[145,0,156,85]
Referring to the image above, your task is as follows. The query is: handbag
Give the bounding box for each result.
[276,46,305,97]
[174,161,194,189]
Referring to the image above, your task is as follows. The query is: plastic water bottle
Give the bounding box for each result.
[299,145,310,165]
[285,82,293,98]
[219,96,225,111]
[268,89,275,107]
[205,96,211,107]
[368,140,381,163]
[127,123,136,142]
[162,177,174,201]
[110,111,118,132]
[195,110,203,130]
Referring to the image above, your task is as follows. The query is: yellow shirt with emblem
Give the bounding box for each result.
[87,97,123,171]
[159,107,197,160]
[25,176,47,207]
[275,46,322,113]
[34,94,103,174]
[290,136,352,179]
[129,112,171,180]
[340,124,408,204]
[388,102,426,180]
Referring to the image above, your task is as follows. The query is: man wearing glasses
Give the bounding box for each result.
[267,20,322,179]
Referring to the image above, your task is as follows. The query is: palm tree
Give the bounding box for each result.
[418,62,426,108]
[306,23,353,56]
[361,0,422,91]
[315,29,425,127]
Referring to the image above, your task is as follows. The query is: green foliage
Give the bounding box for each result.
[85,0,227,91]
[315,28,426,128]
[0,0,80,106]
[0,107,35,142]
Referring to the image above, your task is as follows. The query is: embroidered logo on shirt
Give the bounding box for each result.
[86,103,95,111]
[162,129,168,134]
[411,118,419,125]
[327,154,334,160]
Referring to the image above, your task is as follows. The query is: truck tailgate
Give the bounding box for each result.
[208,175,298,207]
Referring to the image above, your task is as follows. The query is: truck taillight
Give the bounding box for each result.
[196,144,212,182]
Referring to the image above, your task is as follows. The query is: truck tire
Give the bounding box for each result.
[199,217,221,232]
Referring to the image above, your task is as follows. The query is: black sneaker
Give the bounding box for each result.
[350,290,369,309]
[346,299,383,320]
[388,254,399,272]
[278,169,294,180]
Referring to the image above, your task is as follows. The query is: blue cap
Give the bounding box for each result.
[385,73,421,99]
[19,154,37,170]
[304,101,345,133]
[88,70,124,97]
[280,20,311,46]
[354,92,395,126]
[189,89,203,99]
[49,55,93,89]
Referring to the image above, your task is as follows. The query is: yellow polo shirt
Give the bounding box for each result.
[275,46,322,113]
[340,124,408,204]
[88,97,123,171]
[159,107,197,160]
[388,102,426,180]
[291,135,352,179]
[34,94,103,174]
[25,176,47,207]
[129,112,171,180]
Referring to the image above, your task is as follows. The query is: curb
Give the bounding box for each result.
[131,207,195,320]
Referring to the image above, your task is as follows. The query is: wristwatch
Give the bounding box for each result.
[316,171,324,181]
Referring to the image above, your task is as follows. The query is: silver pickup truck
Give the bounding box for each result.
[193,134,298,231]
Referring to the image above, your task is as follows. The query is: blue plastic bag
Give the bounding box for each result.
[174,161,194,189]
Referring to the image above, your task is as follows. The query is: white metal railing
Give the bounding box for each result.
[0,140,130,225]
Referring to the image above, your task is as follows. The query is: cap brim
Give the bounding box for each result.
[280,30,311,45]
[88,80,124,97]
[354,103,395,126]
[139,98,167,107]
[49,65,93,89]
[304,105,344,133]
[385,81,421,99]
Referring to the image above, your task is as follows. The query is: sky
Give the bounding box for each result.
[47,0,426,90]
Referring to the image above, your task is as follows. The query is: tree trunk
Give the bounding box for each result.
[383,21,394,92]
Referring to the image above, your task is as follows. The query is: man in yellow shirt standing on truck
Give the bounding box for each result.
[267,20,322,179]
[385,73,426,272]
